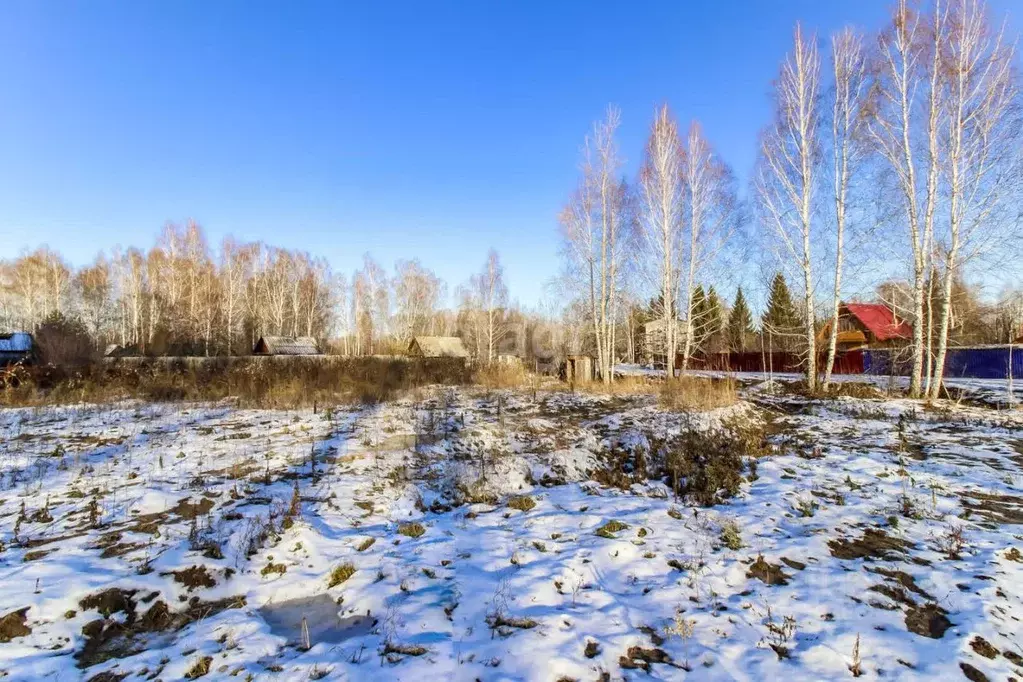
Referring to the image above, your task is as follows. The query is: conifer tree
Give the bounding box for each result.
[705,286,727,353]
[728,287,755,352]
[762,273,800,351]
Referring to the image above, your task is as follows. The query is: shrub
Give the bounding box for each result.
[35,313,97,367]
[327,562,356,588]
[662,417,765,506]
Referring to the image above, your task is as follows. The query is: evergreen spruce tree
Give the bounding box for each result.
[762,273,800,351]
[705,286,727,353]
[728,287,755,352]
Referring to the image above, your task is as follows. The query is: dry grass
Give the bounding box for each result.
[507,495,536,512]
[594,519,629,537]
[659,376,738,411]
[327,562,356,588]
[575,375,659,396]
[397,522,426,539]
[562,373,737,412]
[1,356,471,408]
[474,363,532,389]
[184,655,213,679]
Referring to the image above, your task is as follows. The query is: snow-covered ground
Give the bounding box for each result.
[0,386,1021,681]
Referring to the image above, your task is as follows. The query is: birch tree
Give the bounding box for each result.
[474,250,510,364]
[219,237,252,355]
[755,23,822,390]
[928,0,1019,398]
[823,27,868,389]
[637,105,683,378]
[393,258,443,345]
[560,106,629,383]
[867,0,946,397]
[76,255,111,343]
[679,122,741,371]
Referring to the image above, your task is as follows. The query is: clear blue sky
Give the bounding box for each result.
[1,1,1018,307]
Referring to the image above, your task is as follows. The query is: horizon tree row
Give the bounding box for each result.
[0,225,522,363]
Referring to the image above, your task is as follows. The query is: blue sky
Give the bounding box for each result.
[0,1,1019,307]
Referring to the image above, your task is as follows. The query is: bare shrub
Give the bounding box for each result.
[661,418,765,506]
[34,313,98,367]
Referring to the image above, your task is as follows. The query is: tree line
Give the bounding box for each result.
[0,222,524,362]
[558,0,1023,397]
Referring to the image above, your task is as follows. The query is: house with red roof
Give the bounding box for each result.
[819,302,913,349]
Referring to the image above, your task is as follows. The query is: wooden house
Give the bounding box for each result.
[641,318,687,366]
[253,336,321,356]
[407,336,469,359]
[819,303,912,349]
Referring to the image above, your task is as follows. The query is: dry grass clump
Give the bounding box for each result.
[659,376,738,411]
[397,522,426,539]
[719,519,743,550]
[818,381,887,400]
[327,562,356,588]
[507,495,536,512]
[595,519,629,538]
[184,655,213,679]
[456,479,498,505]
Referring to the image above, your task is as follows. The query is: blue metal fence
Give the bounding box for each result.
[864,346,1023,380]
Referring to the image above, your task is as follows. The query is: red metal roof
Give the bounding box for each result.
[844,303,913,342]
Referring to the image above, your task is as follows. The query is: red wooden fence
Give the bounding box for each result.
[683,350,865,375]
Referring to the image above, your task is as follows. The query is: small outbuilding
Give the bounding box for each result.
[563,354,594,383]
[0,332,33,365]
[407,336,469,359]
[253,336,321,356]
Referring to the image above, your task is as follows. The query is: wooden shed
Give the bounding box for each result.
[253,336,321,356]
[564,354,594,383]
[408,336,469,359]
